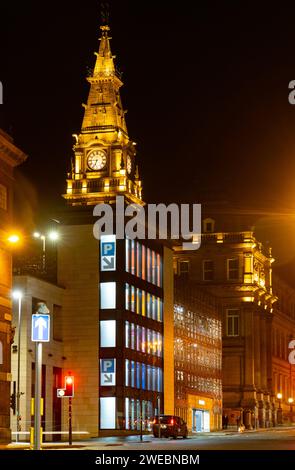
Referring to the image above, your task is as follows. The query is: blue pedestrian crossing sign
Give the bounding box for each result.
[32,314,50,342]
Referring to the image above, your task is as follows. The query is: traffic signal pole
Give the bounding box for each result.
[69,396,72,446]
[33,342,42,450]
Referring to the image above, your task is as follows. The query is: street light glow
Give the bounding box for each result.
[48,231,59,241]
[33,232,41,238]
[277,393,283,400]
[8,234,20,244]
[288,397,294,404]
[12,290,23,300]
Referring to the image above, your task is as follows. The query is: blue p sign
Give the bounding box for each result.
[101,359,115,373]
[101,242,115,256]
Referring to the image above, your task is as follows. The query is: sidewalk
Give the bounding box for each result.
[3,426,295,450]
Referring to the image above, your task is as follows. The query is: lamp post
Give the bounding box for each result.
[12,290,23,442]
[33,231,59,272]
[277,393,283,425]
[288,397,294,423]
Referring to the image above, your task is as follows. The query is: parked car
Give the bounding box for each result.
[152,415,188,439]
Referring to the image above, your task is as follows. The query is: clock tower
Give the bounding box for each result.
[63,25,143,206]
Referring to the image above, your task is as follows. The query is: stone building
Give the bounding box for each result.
[174,205,286,429]
[0,129,26,442]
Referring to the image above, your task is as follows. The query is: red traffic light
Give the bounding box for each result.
[56,375,75,398]
[64,375,74,397]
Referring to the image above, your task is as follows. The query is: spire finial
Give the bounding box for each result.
[100,1,110,28]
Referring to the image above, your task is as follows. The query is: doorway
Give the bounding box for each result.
[192,409,210,432]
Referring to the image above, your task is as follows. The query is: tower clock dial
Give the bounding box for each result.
[87,149,107,171]
[127,155,132,174]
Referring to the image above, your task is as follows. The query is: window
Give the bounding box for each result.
[203,260,214,281]
[125,359,129,386]
[100,397,116,429]
[226,309,239,336]
[0,184,7,211]
[125,321,129,348]
[179,260,189,277]
[131,361,135,387]
[125,284,163,322]
[227,258,239,280]
[203,218,215,233]
[100,320,116,347]
[100,282,116,309]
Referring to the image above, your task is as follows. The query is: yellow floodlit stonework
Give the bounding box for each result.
[63,25,143,206]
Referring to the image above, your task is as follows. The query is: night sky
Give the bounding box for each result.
[2,1,295,277]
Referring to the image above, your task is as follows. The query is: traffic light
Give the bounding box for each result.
[64,376,74,397]
[10,393,16,414]
[57,375,75,398]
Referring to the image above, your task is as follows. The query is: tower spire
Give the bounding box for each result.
[63,20,143,206]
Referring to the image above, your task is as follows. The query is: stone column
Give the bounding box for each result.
[254,310,261,390]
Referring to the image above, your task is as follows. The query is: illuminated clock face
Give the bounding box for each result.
[87,150,107,171]
[127,155,132,174]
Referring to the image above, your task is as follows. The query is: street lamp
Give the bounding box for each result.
[33,231,59,271]
[7,234,21,244]
[277,393,283,425]
[288,397,294,423]
[12,290,23,442]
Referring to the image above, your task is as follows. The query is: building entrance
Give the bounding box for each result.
[192,409,210,432]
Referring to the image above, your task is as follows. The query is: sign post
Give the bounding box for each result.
[69,396,72,446]
[31,303,50,450]
[57,374,74,446]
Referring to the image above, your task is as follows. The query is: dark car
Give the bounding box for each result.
[152,415,188,439]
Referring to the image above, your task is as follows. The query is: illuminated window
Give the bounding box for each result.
[147,248,151,282]
[100,320,116,347]
[131,361,135,387]
[136,325,141,351]
[131,285,135,312]
[141,290,146,316]
[125,321,129,348]
[100,282,116,309]
[142,245,146,280]
[100,397,116,429]
[157,253,161,286]
[125,238,129,272]
[136,242,141,278]
[226,309,239,336]
[152,250,156,284]
[142,327,146,353]
[125,359,129,386]
[142,363,146,389]
[136,288,140,314]
[203,260,214,281]
[227,258,239,280]
[131,323,135,349]
[136,362,141,388]
[0,184,7,211]
[131,240,135,275]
